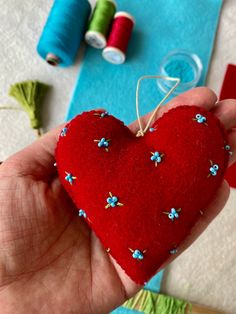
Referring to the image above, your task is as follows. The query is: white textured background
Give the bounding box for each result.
[0,0,235,313]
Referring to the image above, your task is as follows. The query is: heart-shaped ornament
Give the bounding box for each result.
[55,106,229,284]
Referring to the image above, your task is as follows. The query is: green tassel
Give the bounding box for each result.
[9,81,50,130]
[123,290,191,314]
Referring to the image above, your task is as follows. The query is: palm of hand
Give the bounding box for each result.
[0,88,235,314]
[0,172,129,313]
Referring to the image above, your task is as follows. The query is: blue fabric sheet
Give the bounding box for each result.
[67,0,222,124]
[112,309,141,314]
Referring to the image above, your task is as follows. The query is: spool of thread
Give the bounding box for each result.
[103,12,135,64]
[85,0,116,49]
[37,0,91,67]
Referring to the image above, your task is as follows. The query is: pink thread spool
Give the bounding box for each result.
[102,12,135,64]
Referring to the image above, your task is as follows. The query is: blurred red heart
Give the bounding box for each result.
[55,105,229,284]
[219,63,236,188]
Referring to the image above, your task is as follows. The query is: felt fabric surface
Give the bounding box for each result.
[219,64,236,100]
[219,64,236,188]
[225,156,236,188]
[67,0,222,123]
[112,309,140,314]
[143,269,164,293]
[56,105,229,284]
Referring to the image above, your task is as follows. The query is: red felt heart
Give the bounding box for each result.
[55,106,229,284]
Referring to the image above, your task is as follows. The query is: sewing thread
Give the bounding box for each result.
[103,11,135,64]
[85,0,116,49]
[37,0,91,67]
[135,76,180,137]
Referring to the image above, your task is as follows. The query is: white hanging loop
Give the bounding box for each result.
[136,75,180,137]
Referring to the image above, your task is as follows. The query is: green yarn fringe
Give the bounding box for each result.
[9,81,50,129]
[123,290,192,314]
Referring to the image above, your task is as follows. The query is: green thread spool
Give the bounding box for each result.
[85,0,116,49]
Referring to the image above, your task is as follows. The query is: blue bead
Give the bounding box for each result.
[106,194,120,207]
[195,113,207,124]
[171,208,178,218]
[112,196,118,202]
[79,209,86,218]
[98,137,110,148]
[151,152,163,164]
[60,127,68,137]
[166,208,180,221]
[225,145,233,156]
[168,213,174,220]
[209,164,219,176]
[101,111,108,117]
[132,250,144,260]
[66,174,71,181]
[65,172,76,185]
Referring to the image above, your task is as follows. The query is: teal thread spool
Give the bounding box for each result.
[85,0,116,49]
[158,50,203,95]
[37,0,91,67]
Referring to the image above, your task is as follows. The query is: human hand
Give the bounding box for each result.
[0,87,235,314]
